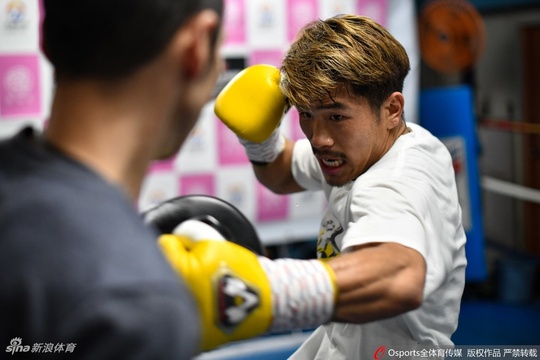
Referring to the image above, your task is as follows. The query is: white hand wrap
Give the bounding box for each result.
[258,257,335,332]
[238,128,285,165]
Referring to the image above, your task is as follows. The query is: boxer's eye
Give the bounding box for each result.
[299,111,312,120]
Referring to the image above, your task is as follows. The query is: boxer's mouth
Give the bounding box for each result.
[321,158,344,167]
[314,149,346,168]
[315,151,347,175]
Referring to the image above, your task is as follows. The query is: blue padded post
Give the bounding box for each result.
[420,85,487,282]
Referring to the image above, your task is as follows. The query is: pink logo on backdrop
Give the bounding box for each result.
[288,108,306,141]
[287,0,318,42]
[256,183,288,222]
[356,0,388,28]
[249,50,284,68]
[223,0,246,45]
[217,120,249,165]
[0,55,41,117]
[149,159,174,173]
[180,174,215,197]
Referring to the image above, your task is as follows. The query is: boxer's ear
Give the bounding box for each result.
[383,92,404,130]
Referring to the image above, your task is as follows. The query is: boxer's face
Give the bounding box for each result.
[299,87,399,187]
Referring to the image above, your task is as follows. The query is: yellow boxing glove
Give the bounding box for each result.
[214,64,288,144]
[159,233,273,351]
[159,220,337,352]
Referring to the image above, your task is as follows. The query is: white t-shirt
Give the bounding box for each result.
[289,123,467,360]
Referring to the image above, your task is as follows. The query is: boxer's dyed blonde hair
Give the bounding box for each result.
[280,14,410,116]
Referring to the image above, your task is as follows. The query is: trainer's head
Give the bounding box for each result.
[42,0,224,81]
[43,0,224,161]
[280,14,410,116]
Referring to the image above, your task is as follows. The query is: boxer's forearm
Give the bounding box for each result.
[329,242,426,324]
[252,138,304,195]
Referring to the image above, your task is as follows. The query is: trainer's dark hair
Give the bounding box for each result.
[43,0,223,80]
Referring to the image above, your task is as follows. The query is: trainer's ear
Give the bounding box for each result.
[171,9,220,79]
[383,92,404,130]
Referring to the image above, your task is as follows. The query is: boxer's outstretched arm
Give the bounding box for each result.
[159,229,337,351]
[328,242,426,324]
[160,221,426,352]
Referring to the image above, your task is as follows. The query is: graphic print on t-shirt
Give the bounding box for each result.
[317,214,343,258]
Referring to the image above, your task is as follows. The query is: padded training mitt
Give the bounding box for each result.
[142,194,264,255]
